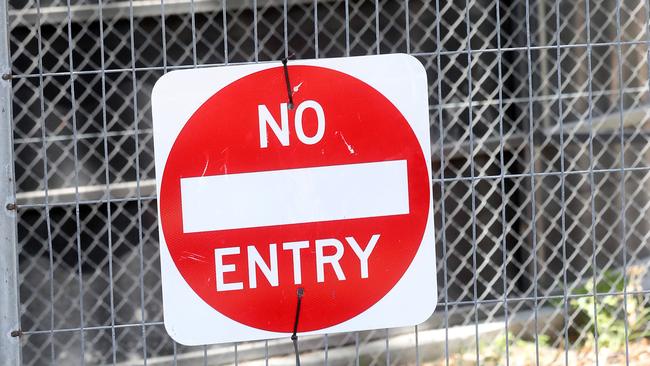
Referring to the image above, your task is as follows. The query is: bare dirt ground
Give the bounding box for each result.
[424,338,650,366]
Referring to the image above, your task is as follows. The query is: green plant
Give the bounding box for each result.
[537,333,551,347]
[570,269,650,351]
[480,332,529,364]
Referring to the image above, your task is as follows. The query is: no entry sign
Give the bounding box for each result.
[152,54,436,345]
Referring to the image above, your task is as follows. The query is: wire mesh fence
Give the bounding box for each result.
[3,0,650,365]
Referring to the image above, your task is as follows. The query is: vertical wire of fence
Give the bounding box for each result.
[3,0,650,365]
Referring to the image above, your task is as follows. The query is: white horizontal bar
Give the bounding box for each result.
[180,160,409,233]
[10,0,326,26]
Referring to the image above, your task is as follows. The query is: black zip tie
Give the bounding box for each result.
[281,56,294,110]
[291,287,304,366]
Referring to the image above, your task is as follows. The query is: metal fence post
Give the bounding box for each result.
[0,0,19,363]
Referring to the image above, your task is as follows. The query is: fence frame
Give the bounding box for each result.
[0,0,20,363]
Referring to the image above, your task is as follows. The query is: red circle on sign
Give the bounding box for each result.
[159,65,430,332]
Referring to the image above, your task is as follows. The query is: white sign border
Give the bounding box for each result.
[152,54,437,345]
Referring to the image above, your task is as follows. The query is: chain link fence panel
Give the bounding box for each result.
[4,0,650,365]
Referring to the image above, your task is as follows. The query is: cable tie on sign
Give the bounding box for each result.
[291,287,304,366]
[281,55,295,110]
